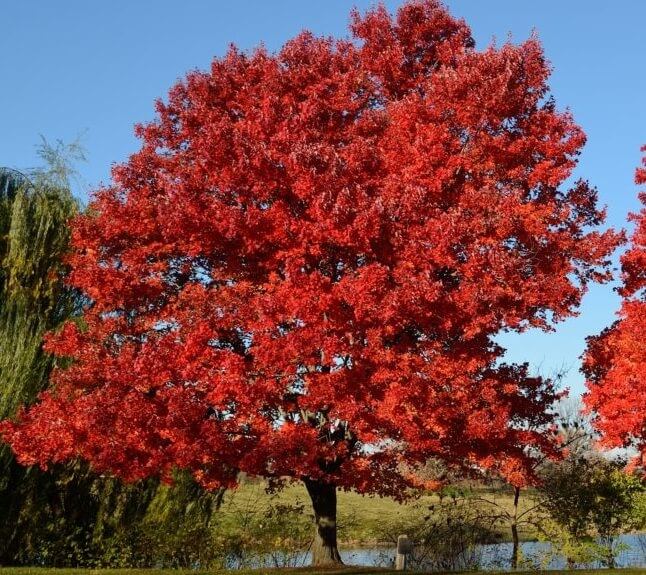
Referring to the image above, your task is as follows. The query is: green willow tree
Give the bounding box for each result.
[0,143,224,567]
[0,169,77,416]
[0,159,83,563]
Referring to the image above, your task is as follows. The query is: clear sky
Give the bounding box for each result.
[2,1,644,396]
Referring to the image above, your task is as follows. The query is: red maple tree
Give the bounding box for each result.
[583,148,646,468]
[2,1,621,563]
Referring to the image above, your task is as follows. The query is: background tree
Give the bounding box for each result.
[583,147,646,467]
[2,0,621,565]
[0,162,77,419]
[467,396,591,569]
[539,454,645,568]
[0,148,81,563]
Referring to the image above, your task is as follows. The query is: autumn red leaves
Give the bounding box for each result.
[583,148,646,465]
[1,0,643,505]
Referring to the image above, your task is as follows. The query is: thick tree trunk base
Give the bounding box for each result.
[304,478,343,566]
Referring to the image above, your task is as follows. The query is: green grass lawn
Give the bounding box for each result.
[218,478,537,545]
[0,567,643,575]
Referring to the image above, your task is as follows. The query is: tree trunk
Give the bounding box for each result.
[605,538,616,569]
[303,478,343,566]
[511,486,520,569]
[511,522,519,569]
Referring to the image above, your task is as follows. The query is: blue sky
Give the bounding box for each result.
[2,1,644,396]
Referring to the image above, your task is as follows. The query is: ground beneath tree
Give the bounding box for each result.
[0,567,643,575]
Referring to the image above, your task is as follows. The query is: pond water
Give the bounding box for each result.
[239,533,645,571]
[340,533,645,571]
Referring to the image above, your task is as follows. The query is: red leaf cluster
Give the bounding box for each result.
[2,1,621,493]
[584,148,646,466]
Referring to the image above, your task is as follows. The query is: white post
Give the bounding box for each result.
[396,534,412,570]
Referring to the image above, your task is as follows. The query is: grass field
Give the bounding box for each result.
[217,478,537,545]
[0,566,643,575]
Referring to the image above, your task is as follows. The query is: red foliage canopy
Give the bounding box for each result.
[584,148,646,465]
[3,1,621,494]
